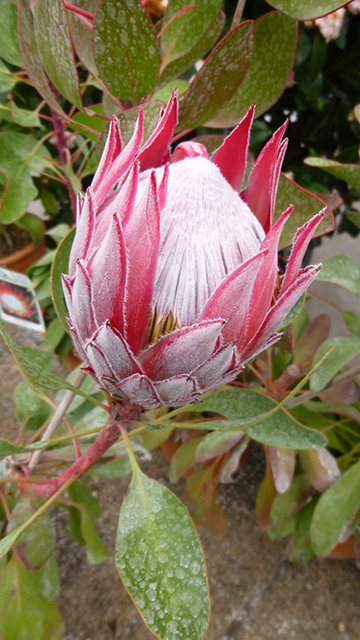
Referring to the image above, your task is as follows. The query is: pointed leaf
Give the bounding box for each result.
[305,157,360,193]
[32,0,83,111]
[71,0,98,76]
[0,0,23,66]
[116,469,210,640]
[93,0,159,103]
[208,12,297,127]
[178,22,253,130]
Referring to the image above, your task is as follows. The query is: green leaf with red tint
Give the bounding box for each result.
[208,12,297,127]
[178,21,254,129]
[32,0,83,111]
[93,0,159,103]
[310,336,360,392]
[275,174,334,250]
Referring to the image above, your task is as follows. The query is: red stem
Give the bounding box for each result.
[51,107,77,218]
[32,421,121,499]
[63,1,94,21]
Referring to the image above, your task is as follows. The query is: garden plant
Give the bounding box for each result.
[0,0,360,638]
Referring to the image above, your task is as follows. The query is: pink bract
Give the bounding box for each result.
[62,92,324,410]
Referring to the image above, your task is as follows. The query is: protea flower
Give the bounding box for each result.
[62,91,324,410]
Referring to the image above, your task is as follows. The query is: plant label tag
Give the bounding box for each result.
[0,267,45,332]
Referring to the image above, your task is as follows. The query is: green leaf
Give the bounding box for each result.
[93,0,159,102]
[116,467,210,640]
[0,132,52,224]
[0,102,42,127]
[32,0,83,111]
[310,336,360,393]
[0,319,104,407]
[18,0,67,117]
[67,481,109,564]
[161,0,222,65]
[271,474,311,526]
[30,555,60,600]
[168,436,203,483]
[70,0,99,76]
[158,10,225,89]
[15,381,51,431]
[310,459,360,556]
[195,430,245,463]
[315,255,360,299]
[186,389,326,449]
[0,438,29,456]
[265,0,349,20]
[51,226,75,334]
[208,12,297,127]
[275,174,333,250]
[152,79,189,103]
[288,499,317,564]
[69,104,105,142]
[0,0,23,66]
[7,497,55,571]
[343,311,360,335]
[178,22,254,130]
[17,213,44,246]
[0,556,64,640]
[0,62,18,93]
[304,158,360,194]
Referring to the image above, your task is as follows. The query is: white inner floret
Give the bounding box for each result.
[152,157,265,326]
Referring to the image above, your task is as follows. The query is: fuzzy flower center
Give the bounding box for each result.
[151,156,265,328]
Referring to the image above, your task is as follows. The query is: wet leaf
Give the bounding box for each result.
[275,174,333,250]
[32,0,83,111]
[116,469,210,640]
[71,0,98,76]
[178,22,254,130]
[315,255,360,299]
[15,381,51,431]
[310,459,360,556]
[187,389,326,449]
[93,0,159,102]
[266,0,348,20]
[161,0,222,65]
[0,555,64,640]
[7,497,55,571]
[208,12,297,127]
[310,336,360,392]
[158,9,225,88]
[18,0,67,116]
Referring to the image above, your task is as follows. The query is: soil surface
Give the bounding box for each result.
[0,224,32,259]
[2,324,360,640]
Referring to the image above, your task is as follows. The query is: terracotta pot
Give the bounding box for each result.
[0,217,46,274]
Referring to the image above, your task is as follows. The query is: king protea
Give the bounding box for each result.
[62,91,324,410]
